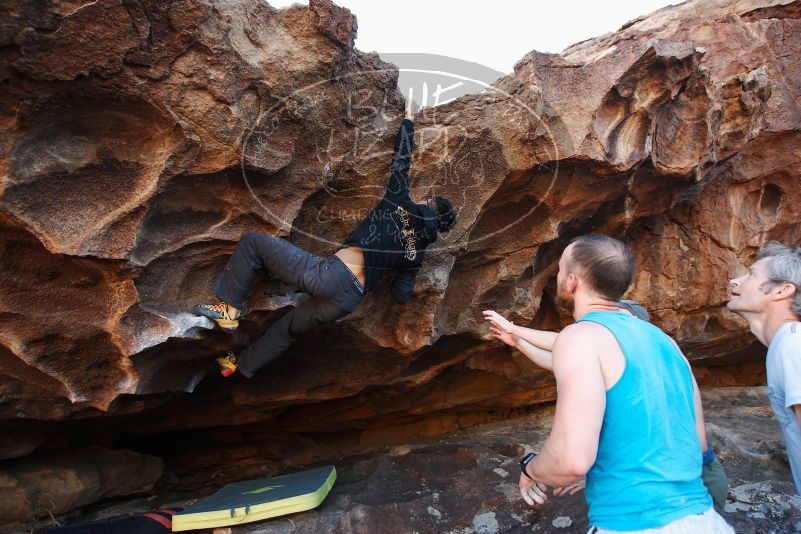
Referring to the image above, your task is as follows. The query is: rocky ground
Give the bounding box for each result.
[29,387,800,534]
[3,0,801,527]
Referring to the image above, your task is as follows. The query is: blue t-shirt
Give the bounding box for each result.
[578,311,712,530]
[767,321,801,494]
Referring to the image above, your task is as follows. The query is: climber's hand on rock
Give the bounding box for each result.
[520,472,549,506]
[405,98,418,120]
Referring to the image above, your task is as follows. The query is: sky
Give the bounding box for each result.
[268,0,677,74]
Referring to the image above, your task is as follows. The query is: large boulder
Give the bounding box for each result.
[0,0,799,518]
[0,448,163,528]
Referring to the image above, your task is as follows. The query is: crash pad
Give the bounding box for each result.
[171,465,336,531]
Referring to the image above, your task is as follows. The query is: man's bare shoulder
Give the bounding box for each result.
[555,319,625,387]
[553,322,605,356]
[557,321,613,344]
[554,321,619,360]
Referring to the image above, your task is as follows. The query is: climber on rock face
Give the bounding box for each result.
[495,235,734,533]
[193,99,457,378]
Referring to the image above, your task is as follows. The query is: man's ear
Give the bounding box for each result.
[567,273,578,294]
[774,282,797,300]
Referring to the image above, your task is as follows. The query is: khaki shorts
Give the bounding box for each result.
[588,507,734,534]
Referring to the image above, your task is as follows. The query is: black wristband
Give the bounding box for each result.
[520,452,537,480]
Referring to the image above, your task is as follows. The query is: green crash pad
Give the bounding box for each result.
[171,465,336,531]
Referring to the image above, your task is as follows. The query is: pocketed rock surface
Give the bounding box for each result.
[2,0,801,525]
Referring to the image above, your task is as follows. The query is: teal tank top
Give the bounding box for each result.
[577,311,712,530]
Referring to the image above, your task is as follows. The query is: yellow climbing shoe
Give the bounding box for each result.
[216,351,238,378]
[193,302,242,333]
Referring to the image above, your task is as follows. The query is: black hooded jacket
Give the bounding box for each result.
[341,119,438,304]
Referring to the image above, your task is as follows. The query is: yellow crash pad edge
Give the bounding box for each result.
[171,467,336,531]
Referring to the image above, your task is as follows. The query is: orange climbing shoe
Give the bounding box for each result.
[216,351,238,377]
[192,302,242,333]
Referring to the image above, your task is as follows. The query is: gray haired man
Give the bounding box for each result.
[728,242,801,493]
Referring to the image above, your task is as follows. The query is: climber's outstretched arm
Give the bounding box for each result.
[386,100,418,203]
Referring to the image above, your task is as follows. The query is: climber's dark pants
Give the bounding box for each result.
[214,232,364,378]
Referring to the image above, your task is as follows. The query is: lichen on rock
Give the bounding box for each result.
[1,0,800,527]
